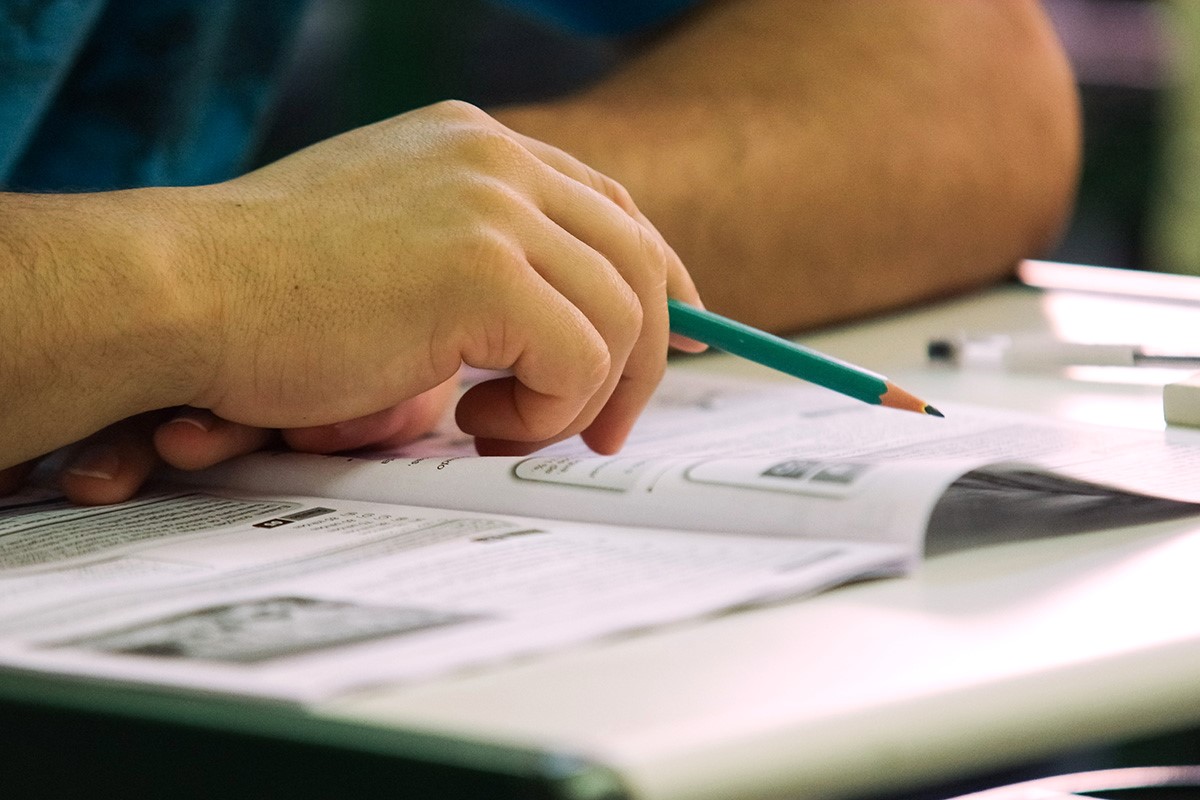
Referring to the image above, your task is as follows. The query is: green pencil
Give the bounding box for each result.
[667,299,943,417]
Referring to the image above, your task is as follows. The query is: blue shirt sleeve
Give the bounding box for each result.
[493,0,700,37]
[6,0,307,191]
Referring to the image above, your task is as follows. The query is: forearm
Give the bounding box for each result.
[0,190,207,468]
[492,0,1081,333]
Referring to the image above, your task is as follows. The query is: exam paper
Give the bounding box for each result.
[0,490,899,703]
[197,372,1200,557]
[8,372,1197,703]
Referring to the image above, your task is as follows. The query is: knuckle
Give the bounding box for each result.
[433,98,489,122]
[635,225,671,285]
[434,228,524,320]
[457,227,524,286]
[611,283,644,342]
[582,166,637,214]
[577,341,612,394]
[456,175,524,219]
[605,178,638,214]
[468,227,519,265]
[449,127,530,175]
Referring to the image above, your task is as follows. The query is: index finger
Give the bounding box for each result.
[520,139,704,452]
[511,131,707,353]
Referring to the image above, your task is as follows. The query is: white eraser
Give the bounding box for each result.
[1164,371,1200,427]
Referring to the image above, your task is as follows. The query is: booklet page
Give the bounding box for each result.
[194,372,1200,553]
[0,489,902,703]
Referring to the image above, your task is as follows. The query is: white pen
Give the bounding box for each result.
[927,333,1200,371]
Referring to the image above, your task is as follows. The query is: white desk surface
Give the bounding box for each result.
[319,271,1200,800]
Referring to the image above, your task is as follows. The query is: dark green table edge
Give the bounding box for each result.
[0,668,632,799]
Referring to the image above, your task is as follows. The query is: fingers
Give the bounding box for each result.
[514,134,707,355]
[55,376,459,504]
[0,459,38,496]
[476,231,643,454]
[454,272,610,444]
[461,132,704,455]
[537,180,671,453]
[160,376,458,462]
[511,132,707,319]
[283,377,458,453]
[159,375,457,466]
[60,414,166,505]
[519,133,712,450]
[154,409,276,471]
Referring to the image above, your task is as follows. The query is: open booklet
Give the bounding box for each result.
[1,371,1199,705]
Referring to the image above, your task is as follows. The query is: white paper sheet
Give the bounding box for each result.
[0,490,900,702]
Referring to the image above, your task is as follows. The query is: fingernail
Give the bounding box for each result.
[67,445,120,480]
[162,409,215,433]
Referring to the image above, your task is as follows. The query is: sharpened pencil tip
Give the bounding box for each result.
[880,383,942,417]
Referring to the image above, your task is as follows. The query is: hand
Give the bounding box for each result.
[177,100,702,457]
[52,378,458,505]
[0,99,703,504]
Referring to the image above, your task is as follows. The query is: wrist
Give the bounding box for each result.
[2,189,217,430]
[120,185,228,410]
[112,186,224,409]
